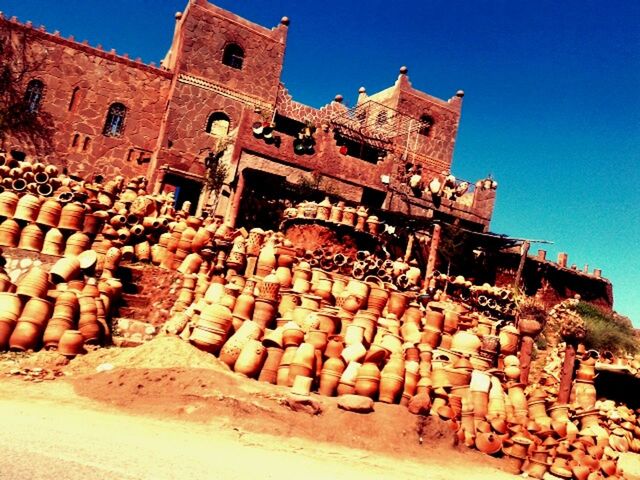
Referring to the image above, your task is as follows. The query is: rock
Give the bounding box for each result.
[284,394,323,416]
[337,394,374,413]
[408,393,432,415]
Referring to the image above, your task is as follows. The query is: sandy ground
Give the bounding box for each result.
[0,338,517,479]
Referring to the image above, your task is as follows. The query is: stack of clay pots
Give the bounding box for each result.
[0,251,121,354]
[0,155,60,197]
[160,231,640,478]
[283,198,384,237]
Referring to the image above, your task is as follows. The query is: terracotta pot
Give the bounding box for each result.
[387,291,408,318]
[354,362,381,399]
[0,190,19,218]
[288,343,316,386]
[189,325,227,353]
[367,285,389,315]
[50,256,81,284]
[276,346,297,386]
[19,297,52,326]
[305,329,328,352]
[421,326,442,349]
[16,267,50,299]
[103,247,122,272]
[177,252,202,274]
[52,291,79,322]
[58,329,85,356]
[234,339,266,378]
[13,193,41,222]
[35,199,62,228]
[82,213,104,236]
[499,325,520,355]
[0,318,17,350]
[64,232,91,257]
[191,227,212,253]
[58,202,85,231]
[0,218,20,247]
[9,320,41,351]
[252,298,276,329]
[451,330,481,355]
[425,310,445,331]
[258,346,284,384]
[256,242,277,278]
[43,318,74,349]
[379,371,404,404]
[232,291,255,321]
[282,321,304,348]
[476,432,503,455]
[0,292,22,323]
[41,228,64,256]
[258,273,281,301]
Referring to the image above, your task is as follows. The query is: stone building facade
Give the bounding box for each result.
[0,0,496,231]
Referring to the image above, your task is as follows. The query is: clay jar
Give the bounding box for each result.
[234,339,266,378]
[64,232,91,257]
[50,256,81,284]
[36,199,62,228]
[387,291,408,318]
[9,320,41,351]
[476,432,503,455]
[499,325,520,356]
[288,342,315,387]
[258,273,280,301]
[17,223,44,252]
[58,202,85,231]
[252,298,276,329]
[41,228,64,256]
[0,190,19,218]
[16,267,50,299]
[425,309,445,331]
[232,290,255,321]
[256,242,277,278]
[13,193,41,223]
[258,346,284,384]
[337,361,361,395]
[282,321,304,348]
[451,330,481,355]
[355,362,381,399]
[367,285,389,315]
[379,357,405,404]
[0,218,20,247]
[318,357,345,396]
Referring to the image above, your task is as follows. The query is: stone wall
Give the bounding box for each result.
[0,17,171,179]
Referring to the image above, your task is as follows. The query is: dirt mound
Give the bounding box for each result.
[65,336,228,375]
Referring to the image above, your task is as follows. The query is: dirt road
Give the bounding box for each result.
[0,380,515,480]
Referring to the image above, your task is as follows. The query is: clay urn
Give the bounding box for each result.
[499,325,520,355]
[258,346,284,384]
[379,358,405,404]
[318,357,345,396]
[50,256,81,284]
[354,362,381,399]
[476,432,503,455]
[13,193,41,223]
[282,321,304,348]
[0,190,19,218]
[425,309,445,331]
[16,267,50,299]
[58,201,85,231]
[234,339,266,378]
[258,272,280,301]
[256,242,277,278]
[451,330,481,355]
[288,342,316,386]
[0,218,20,247]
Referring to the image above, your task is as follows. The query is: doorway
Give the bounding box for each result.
[161,173,203,215]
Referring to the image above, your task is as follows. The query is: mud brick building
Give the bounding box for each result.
[0,0,496,230]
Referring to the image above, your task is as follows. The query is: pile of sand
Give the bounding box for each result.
[65,336,228,375]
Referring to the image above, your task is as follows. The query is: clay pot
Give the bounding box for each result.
[177,252,202,275]
[476,432,503,455]
[19,297,53,326]
[234,339,266,378]
[337,361,361,395]
[58,202,85,231]
[41,228,64,256]
[189,325,227,353]
[318,357,345,396]
[256,242,277,278]
[258,273,280,301]
[50,256,81,284]
[16,267,50,299]
[451,330,481,355]
[232,291,255,321]
[276,346,297,386]
[0,190,19,218]
[425,310,445,331]
[387,291,408,318]
[282,321,304,348]
[0,218,20,247]
[9,320,41,351]
[66,230,92,255]
[57,329,85,356]
[0,292,22,323]
[421,326,442,349]
[355,362,381,399]
[34,199,61,228]
[367,285,389,315]
[0,317,17,350]
[499,325,520,355]
[252,298,276,329]
[103,247,122,271]
[305,329,328,352]
[13,193,41,222]
[258,346,284,384]
[288,343,316,386]
[379,367,404,404]
[43,318,74,349]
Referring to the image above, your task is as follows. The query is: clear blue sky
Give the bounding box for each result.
[2,0,638,324]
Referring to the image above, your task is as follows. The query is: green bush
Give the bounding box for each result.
[574,302,638,354]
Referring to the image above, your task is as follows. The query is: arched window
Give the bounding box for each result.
[222,43,244,69]
[419,114,434,136]
[206,112,230,137]
[103,103,127,137]
[24,79,44,113]
[376,111,387,126]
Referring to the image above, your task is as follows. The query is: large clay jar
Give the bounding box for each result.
[234,339,266,378]
[41,228,64,256]
[288,342,315,387]
[252,298,276,329]
[58,329,85,356]
[258,346,284,384]
[258,272,280,301]
[318,357,345,396]
[16,267,50,299]
[0,218,20,247]
[232,290,255,321]
[78,295,101,344]
[0,190,19,218]
[64,232,91,257]
[17,223,43,251]
[276,346,297,386]
[19,297,52,327]
[58,202,85,231]
[43,317,74,349]
[387,291,408,318]
[337,361,361,395]
[367,285,389,315]
[9,320,40,351]
[50,256,81,284]
[425,309,445,331]
[451,330,481,355]
[191,227,212,253]
[355,362,381,399]
[0,292,22,323]
[13,193,41,222]
[256,242,277,278]
[35,199,62,228]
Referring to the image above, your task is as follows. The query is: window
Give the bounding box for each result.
[103,102,127,137]
[419,115,434,136]
[206,112,230,137]
[376,111,387,126]
[222,43,244,69]
[68,87,80,112]
[24,79,44,113]
[82,136,91,151]
[71,134,80,148]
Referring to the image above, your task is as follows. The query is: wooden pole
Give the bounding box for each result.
[424,224,441,288]
[404,234,414,262]
[513,240,530,290]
